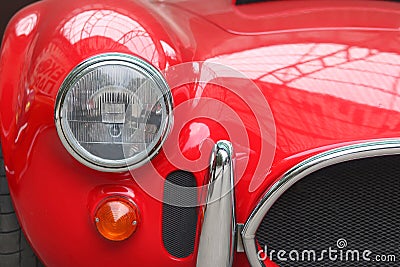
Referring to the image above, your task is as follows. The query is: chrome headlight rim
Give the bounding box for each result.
[54,53,173,172]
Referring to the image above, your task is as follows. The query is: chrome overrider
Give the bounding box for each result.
[197,140,236,267]
[241,139,400,267]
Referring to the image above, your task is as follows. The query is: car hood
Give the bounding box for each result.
[160,0,400,35]
[153,0,400,205]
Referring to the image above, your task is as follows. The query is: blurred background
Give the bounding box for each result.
[1,0,37,42]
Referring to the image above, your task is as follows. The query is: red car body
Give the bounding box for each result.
[1,0,400,266]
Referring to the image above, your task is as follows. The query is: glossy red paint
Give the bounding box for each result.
[1,0,400,266]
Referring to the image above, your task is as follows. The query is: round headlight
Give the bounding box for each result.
[55,53,173,172]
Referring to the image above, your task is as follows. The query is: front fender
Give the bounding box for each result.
[0,1,201,266]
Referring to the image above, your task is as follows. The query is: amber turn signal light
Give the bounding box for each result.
[94,197,139,241]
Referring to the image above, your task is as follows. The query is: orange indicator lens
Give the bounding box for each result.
[94,198,139,241]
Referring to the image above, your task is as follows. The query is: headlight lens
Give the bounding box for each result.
[55,53,173,171]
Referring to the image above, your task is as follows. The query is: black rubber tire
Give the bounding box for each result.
[0,148,44,267]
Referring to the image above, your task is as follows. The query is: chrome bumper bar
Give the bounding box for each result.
[196,141,236,267]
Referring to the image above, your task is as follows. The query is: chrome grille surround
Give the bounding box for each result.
[241,139,400,267]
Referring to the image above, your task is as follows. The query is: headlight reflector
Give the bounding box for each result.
[55,53,172,171]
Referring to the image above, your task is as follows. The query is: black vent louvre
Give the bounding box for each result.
[256,155,400,266]
[162,171,198,258]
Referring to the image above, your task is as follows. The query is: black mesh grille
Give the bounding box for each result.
[256,155,400,266]
[162,171,198,258]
